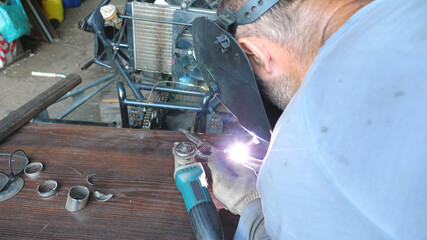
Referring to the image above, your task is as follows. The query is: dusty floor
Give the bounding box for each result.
[0,0,124,122]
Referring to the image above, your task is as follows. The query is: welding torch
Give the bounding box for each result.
[178,129,263,173]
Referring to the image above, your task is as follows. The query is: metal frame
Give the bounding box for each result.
[80,0,214,131]
[35,73,115,122]
[35,0,216,131]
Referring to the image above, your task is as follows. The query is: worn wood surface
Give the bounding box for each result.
[0,123,242,239]
[0,74,81,143]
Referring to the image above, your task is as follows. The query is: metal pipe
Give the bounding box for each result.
[66,186,90,212]
[94,59,112,69]
[89,9,142,102]
[112,18,128,62]
[118,15,192,27]
[135,83,207,96]
[31,72,67,78]
[58,74,114,102]
[123,99,203,111]
[201,93,213,107]
[26,0,53,42]
[31,118,116,127]
[81,58,95,70]
[117,49,129,62]
[117,82,129,128]
[109,42,128,48]
[56,79,114,119]
[113,57,145,100]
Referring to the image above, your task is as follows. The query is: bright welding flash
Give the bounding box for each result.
[226,143,250,163]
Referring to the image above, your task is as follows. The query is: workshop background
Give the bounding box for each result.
[0,1,248,239]
[0,0,123,122]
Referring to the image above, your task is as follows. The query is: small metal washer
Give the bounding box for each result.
[24,162,43,178]
[37,180,58,197]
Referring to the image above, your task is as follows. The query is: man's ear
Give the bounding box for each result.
[238,37,272,73]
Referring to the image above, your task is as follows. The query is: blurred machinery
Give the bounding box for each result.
[73,0,245,135]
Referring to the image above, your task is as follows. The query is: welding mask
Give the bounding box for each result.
[192,0,280,143]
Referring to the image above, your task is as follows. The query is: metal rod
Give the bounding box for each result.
[202,93,213,107]
[58,74,114,102]
[118,15,192,26]
[123,99,203,111]
[31,118,116,127]
[117,49,129,63]
[117,82,129,128]
[81,58,95,70]
[112,18,128,61]
[32,72,67,78]
[56,79,114,119]
[113,57,145,100]
[94,59,112,69]
[109,42,128,48]
[26,0,53,42]
[135,83,207,96]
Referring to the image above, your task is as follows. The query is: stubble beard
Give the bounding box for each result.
[258,74,300,110]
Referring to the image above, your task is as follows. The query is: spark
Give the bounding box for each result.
[226,143,250,163]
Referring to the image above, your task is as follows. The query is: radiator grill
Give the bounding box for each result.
[132,2,214,74]
[132,3,178,74]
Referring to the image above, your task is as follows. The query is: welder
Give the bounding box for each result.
[207,0,427,239]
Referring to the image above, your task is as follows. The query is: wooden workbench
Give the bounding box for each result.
[0,123,241,239]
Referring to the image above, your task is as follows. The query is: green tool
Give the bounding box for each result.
[173,142,224,240]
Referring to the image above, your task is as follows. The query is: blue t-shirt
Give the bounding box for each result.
[249,0,427,239]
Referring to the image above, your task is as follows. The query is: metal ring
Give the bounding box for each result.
[24,162,43,178]
[37,180,58,197]
[66,185,90,211]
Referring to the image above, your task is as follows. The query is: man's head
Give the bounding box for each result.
[219,0,370,109]
[219,0,322,109]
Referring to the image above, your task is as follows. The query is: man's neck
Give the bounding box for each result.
[291,0,372,82]
[321,0,373,44]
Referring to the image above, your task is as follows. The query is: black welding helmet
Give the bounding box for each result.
[192,0,280,143]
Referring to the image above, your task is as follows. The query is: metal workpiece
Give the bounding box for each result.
[173,142,198,169]
[24,162,43,178]
[0,177,24,202]
[178,129,216,160]
[86,173,96,186]
[173,142,197,159]
[66,185,90,212]
[93,191,113,202]
[37,180,58,197]
[178,129,213,149]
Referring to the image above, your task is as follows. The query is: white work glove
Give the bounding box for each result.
[208,150,260,215]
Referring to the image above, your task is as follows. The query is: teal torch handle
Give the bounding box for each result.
[175,162,224,240]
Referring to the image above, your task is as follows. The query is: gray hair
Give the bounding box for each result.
[219,0,323,56]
